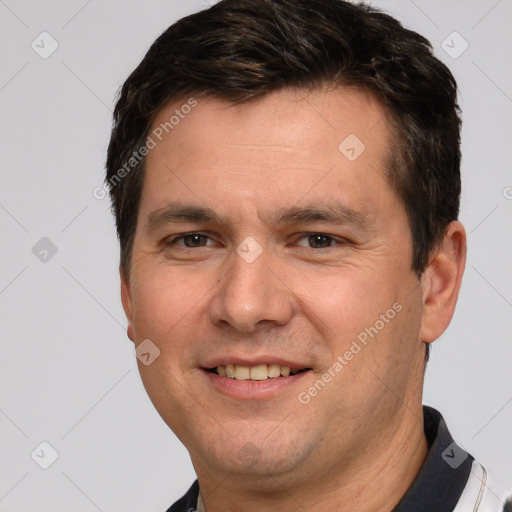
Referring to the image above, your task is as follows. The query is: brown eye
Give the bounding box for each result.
[166,233,214,248]
[181,234,209,247]
[306,234,334,248]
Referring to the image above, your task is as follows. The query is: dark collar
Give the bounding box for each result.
[392,405,473,511]
[165,479,199,512]
[166,406,473,512]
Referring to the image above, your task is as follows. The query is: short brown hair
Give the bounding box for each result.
[106,0,461,281]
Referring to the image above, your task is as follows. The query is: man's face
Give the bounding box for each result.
[121,87,427,482]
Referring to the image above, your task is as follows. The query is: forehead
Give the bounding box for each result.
[148,86,390,161]
[140,86,397,222]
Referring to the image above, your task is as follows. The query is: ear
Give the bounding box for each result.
[419,221,467,344]
[120,266,135,343]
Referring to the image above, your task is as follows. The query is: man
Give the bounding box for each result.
[105,0,506,510]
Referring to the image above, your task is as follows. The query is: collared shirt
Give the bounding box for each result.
[165,406,504,512]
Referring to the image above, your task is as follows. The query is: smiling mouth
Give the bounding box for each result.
[206,364,312,381]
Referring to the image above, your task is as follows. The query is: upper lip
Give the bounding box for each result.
[201,356,311,370]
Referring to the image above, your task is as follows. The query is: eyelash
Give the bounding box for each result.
[164,232,347,249]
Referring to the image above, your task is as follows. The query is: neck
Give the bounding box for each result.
[195,406,428,512]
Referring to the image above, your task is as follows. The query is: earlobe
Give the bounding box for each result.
[120,267,135,343]
[419,221,467,344]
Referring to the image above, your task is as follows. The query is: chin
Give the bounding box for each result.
[191,428,314,481]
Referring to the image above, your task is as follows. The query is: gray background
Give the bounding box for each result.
[0,0,511,510]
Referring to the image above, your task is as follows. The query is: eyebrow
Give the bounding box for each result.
[144,202,223,234]
[144,200,375,234]
[273,203,375,232]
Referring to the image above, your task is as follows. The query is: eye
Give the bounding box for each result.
[166,233,215,248]
[296,233,342,249]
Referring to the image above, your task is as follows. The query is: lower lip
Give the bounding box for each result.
[201,369,311,400]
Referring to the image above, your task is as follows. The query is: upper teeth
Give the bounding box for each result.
[216,364,298,380]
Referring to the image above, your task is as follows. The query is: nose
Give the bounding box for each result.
[208,244,296,333]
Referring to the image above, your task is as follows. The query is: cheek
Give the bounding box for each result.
[130,270,207,409]
[341,288,423,393]
[130,267,206,344]
[295,264,401,341]
[296,260,420,389]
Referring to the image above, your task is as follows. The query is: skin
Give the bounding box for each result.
[120,86,467,511]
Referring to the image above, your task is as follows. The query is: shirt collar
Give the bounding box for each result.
[392,405,473,512]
